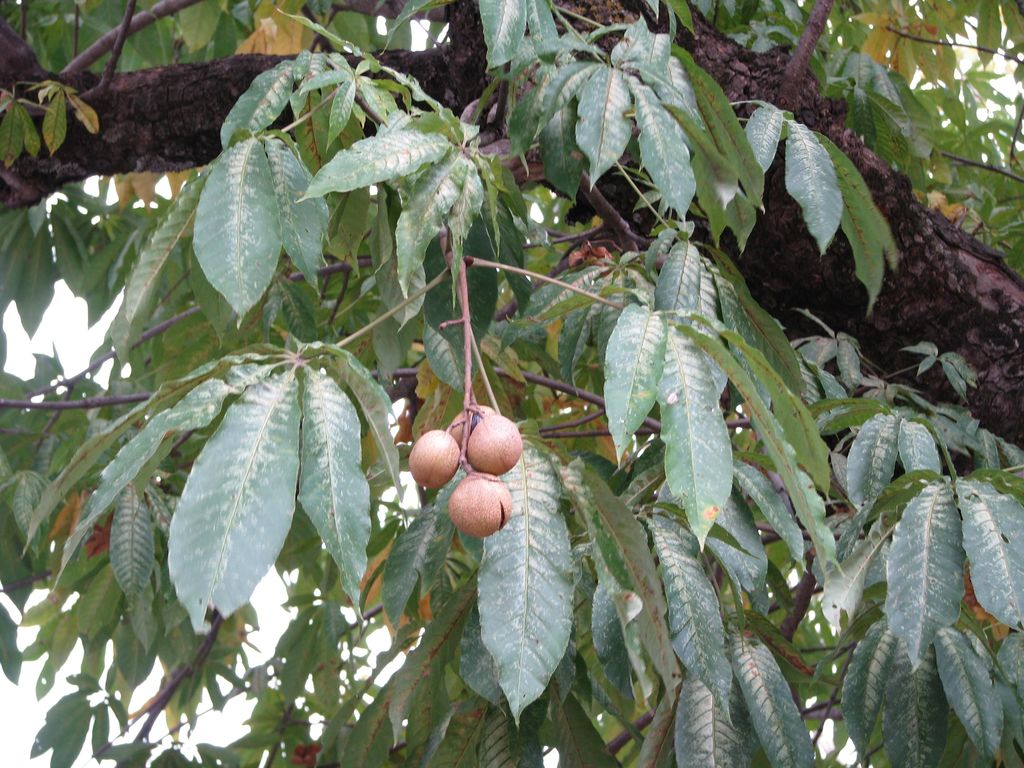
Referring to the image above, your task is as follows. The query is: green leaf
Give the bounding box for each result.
[744,104,783,173]
[674,676,756,768]
[540,104,585,198]
[720,328,830,490]
[382,485,456,623]
[886,482,963,666]
[298,368,370,607]
[784,121,842,254]
[957,480,1024,628]
[395,152,460,294]
[429,699,490,767]
[345,685,394,767]
[630,79,695,214]
[655,241,705,316]
[575,66,632,182]
[119,176,205,338]
[329,347,402,488]
[390,582,476,735]
[679,326,836,565]
[820,135,898,311]
[563,463,679,690]
[0,103,24,166]
[592,579,633,695]
[31,692,92,768]
[550,694,618,768]
[898,419,941,473]
[847,413,900,507]
[675,51,764,206]
[822,521,887,628]
[733,461,804,561]
[263,137,328,284]
[843,620,898,755]
[604,304,667,459]
[168,373,301,630]
[650,516,730,705]
[0,602,21,684]
[883,643,947,768]
[934,627,1002,760]
[220,61,294,146]
[998,633,1024,692]
[636,691,676,768]
[193,137,282,317]
[658,326,731,544]
[63,378,236,569]
[479,0,527,67]
[305,128,451,197]
[109,484,154,599]
[730,635,813,768]
[479,444,572,722]
[459,605,501,705]
[328,75,357,144]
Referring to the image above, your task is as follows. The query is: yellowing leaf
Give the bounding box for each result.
[862,27,897,65]
[68,94,100,134]
[48,491,83,542]
[927,191,966,222]
[236,15,309,55]
[165,170,190,198]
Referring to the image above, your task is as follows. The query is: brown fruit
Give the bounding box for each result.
[448,473,513,538]
[447,405,495,445]
[467,413,523,475]
[409,429,460,489]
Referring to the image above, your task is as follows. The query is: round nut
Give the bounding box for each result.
[448,473,513,538]
[447,405,495,445]
[409,429,460,489]
[467,413,523,475]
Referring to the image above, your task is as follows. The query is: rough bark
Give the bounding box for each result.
[0,6,1022,444]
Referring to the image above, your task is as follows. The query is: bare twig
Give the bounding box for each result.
[885,26,1024,64]
[0,571,52,593]
[941,150,1024,185]
[780,559,817,641]
[608,708,655,754]
[779,0,835,108]
[64,0,205,74]
[0,393,151,411]
[580,172,643,251]
[1010,98,1023,165]
[85,0,138,99]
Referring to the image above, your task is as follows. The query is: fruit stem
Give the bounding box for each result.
[453,244,478,469]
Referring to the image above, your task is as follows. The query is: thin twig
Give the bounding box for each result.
[608,708,655,754]
[0,571,52,593]
[1010,97,1023,165]
[64,0,205,74]
[580,172,643,251]
[885,26,1024,64]
[85,0,137,99]
[780,557,817,641]
[542,408,606,432]
[469,256,623,310]
[811,648,853,746]
[779,0,835,108]
[941,150,1024,184]
[0,393,150,411]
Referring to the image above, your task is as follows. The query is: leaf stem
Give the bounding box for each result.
[615,161,672,230]
[470,331,500,413]
[468,256,624,310]
[336,270,448,350]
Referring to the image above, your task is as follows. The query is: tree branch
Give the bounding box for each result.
[940,150,1024,185]
[85,0,138,99]
[63,0,205,74]
[885,26,1024,64]
[780,561,817,641]
[778,0,835,108]
[0,393,150,411]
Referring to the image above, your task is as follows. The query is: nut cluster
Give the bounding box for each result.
[409,406,523,538]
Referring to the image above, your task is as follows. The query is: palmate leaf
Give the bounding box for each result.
[649,516,730,706]
[479,0,527,67]
[933,627,1002,760]
[563,462,679,690]
[63,377,238,569]
[478,443,572,722]
[219,61,294,146]
[381,479,457,624]
[193,137,282,317]
[630,79,695,214]
[305,128,452,197]
[843,620,899,755]
[744,104,784,173]
[604,304,667,459]
[659,326,731,544]
[885,482,964,666]
[298,368,370,608]
[550,694,618,768]
[957,479,1024,628]
[675,676,756,768]
[168,372,301,631]
[118,176,205,345]
[730,635,812,768]
[109,484,154,599]
[784,121,842,254]
[847,412,900,507]
[263,137,328,285]
[575,65,632,183]
[883,643,947,768]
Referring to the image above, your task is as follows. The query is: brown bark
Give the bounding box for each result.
[1,6,1022,444]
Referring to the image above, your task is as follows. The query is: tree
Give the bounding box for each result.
[1,0,1023,766]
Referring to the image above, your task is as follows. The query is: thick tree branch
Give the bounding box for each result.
[778,0,835,109]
